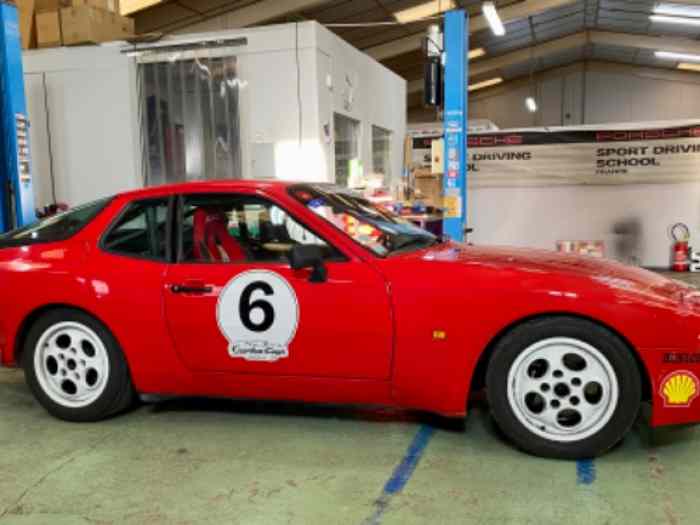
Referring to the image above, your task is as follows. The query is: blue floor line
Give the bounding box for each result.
[576,459,596,485]
[363,425,435,525]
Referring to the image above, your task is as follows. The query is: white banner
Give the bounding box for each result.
[467,123,700,187]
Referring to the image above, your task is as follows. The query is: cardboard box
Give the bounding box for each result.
[431,138,444,174]
[101,10,133,40]
[35,0,70,11]
[60,6,133,45]
[60,6,106,45]
[120,13,134,34]
[414,169,443,208]
[36,9,62,48]
[71,0,110,11]
[17,0,36,49]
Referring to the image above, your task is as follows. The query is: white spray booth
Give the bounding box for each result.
[21,21,407,208]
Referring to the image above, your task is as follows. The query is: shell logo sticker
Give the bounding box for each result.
[660,371,700,407]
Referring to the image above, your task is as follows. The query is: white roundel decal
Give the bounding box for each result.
[217,270,299,362]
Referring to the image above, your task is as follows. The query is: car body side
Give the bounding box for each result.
[1,182,699,427]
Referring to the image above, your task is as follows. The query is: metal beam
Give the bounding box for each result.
[590,29,700,56]
[365,0,577,61]
[366,33,424,62]
[470,31,588,78]
[201,0,330,28]
[407,28,700,95]
[468,30,700,80]
[470,0,577,33]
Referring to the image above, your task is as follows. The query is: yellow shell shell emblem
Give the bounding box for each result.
[661,372,700,407]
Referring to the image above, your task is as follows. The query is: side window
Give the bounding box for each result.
[180,194,341,264]
[102,199,169,260]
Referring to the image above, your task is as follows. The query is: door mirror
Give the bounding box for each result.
[289,245,327,283]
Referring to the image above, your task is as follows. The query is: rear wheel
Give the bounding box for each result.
[23,308,134,422]
[486,317,641,459]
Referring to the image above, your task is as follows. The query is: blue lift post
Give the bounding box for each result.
[442,9,468,242]
[0,0,35,233]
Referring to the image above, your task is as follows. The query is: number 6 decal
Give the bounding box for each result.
[217,270,299,362]
[239,281,275,332]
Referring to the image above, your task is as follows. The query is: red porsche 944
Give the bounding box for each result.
[1,181,699,459]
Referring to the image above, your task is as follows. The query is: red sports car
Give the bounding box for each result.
[1,181,698,459]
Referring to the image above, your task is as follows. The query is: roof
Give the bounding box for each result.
[118,179,298,199]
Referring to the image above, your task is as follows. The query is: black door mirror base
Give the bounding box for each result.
[289,245,327,283]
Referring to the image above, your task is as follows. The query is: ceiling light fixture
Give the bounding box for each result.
[650,14,700,26]
[469,47,487,60]
[482,2,506,36]
[394,0,456,24]
[525,96,538,112]
[654,2,700,17]
[678,62,700,71]
[656,50,700,62]
[469,77,503,92]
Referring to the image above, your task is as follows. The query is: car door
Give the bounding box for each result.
[163,190,394,380]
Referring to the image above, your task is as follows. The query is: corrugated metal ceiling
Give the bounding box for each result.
[134,0,700,86]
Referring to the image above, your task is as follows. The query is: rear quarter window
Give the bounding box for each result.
[0,197,112,246]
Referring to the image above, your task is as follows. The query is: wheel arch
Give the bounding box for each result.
[468,312,653,403]
[14,304,117,367]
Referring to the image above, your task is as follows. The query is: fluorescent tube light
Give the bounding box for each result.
[525,96,538,112]
[482,2,506,36]
[678,62,700,71]
[650,14,700,26]
[654,2,700,17]
[469,47,487,60]
[394,0,456,24]
[656,50,700,62]
[469,77,503,92]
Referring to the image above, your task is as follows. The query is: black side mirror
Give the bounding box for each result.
[289,245,327,283]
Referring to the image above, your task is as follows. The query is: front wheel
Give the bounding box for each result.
[23,308,135,422]
[486,317,641,459]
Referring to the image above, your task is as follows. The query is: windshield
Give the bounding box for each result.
[0,197,112,245]
[289,185,437,257]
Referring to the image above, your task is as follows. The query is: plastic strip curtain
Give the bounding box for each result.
[138,51,242,185]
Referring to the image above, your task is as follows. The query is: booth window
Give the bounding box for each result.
[334,114,361,187]
[138,55,242,185]
[179,194,341,264]
[102,199,169,261]
[372,126,392,186]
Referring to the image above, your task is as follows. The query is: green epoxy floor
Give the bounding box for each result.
[1,366,700,525]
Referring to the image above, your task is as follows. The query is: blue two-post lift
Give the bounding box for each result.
[0,0,36,233]
[442,9,469,242]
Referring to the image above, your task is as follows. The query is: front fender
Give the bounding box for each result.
[379,257,692,418]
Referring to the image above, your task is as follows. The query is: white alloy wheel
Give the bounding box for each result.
[33,321,111,409]
[506,337,619,443]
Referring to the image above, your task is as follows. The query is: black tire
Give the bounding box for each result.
[22,308,135,422]
[485,316,642,459]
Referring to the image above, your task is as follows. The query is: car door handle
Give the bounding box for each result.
[171,284,213,294]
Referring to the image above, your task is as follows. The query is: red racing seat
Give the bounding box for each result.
[193,208,246,262]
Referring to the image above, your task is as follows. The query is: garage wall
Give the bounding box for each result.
[462,62,700,268]
[467,61,700,129]
[468,181,700,268]
[584,65,700,124]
